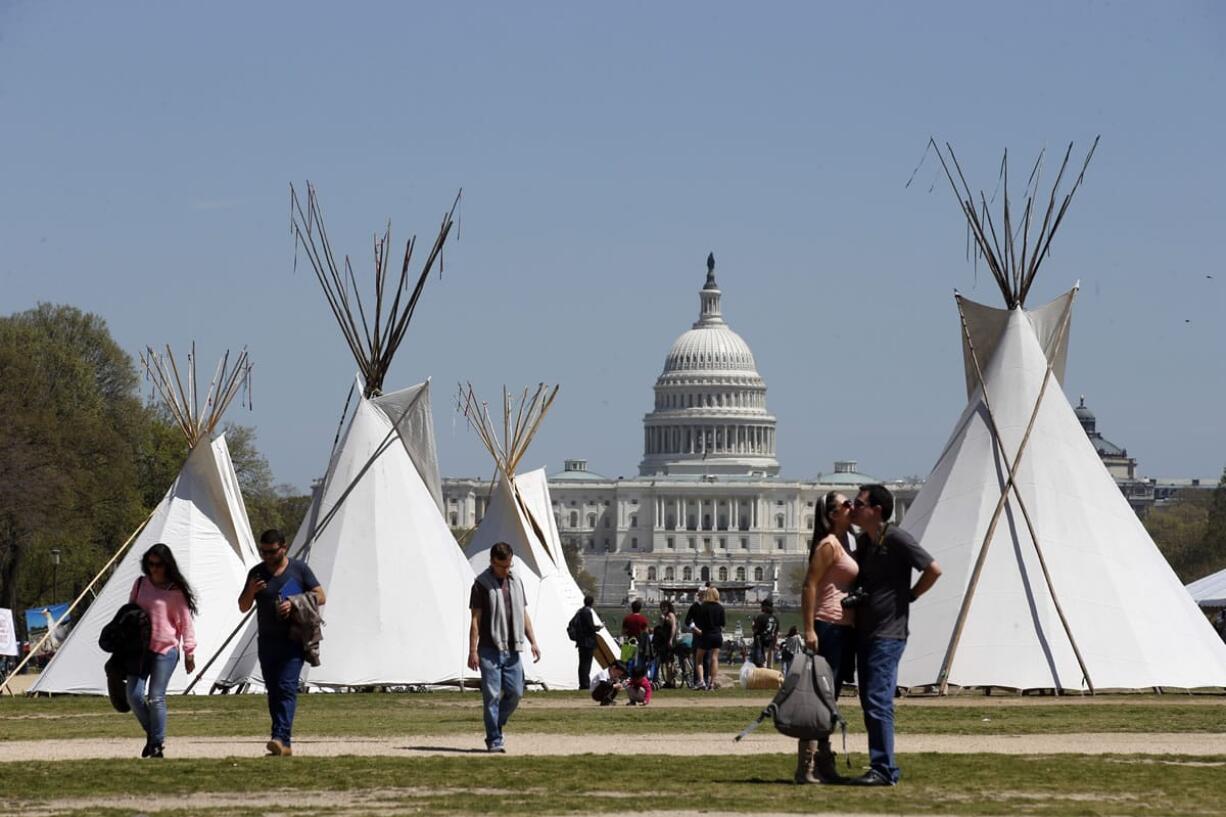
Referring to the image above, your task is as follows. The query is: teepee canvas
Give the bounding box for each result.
[899,139,1226,692]
[209,184,472,689]
[459,385,617,689]
[32,348,258,695]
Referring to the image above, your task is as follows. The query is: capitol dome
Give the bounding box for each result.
[639,254,779,477]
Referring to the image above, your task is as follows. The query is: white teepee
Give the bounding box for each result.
[304,381,476,686]
[208,184,471,690]
[900,140,1226,692]
[459,385,618,689]
[32,348,257,695]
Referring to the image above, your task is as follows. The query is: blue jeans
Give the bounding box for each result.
[259,640,305,746]
[127,647,178,746]
[815,620,856,697]
[856,637,907,782]
[478,646,524,748]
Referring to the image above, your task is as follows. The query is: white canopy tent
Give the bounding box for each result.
[900,139,1226,692]
[31,348,258,695]
[1187,568,1226,608]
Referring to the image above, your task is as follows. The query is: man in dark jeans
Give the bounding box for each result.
[572,595,602,689]
[238,529,326,757]
[848,485,942,786]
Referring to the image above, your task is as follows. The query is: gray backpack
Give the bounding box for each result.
[735,650,846,743]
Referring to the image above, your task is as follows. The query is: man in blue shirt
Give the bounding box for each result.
[238,528,325,757]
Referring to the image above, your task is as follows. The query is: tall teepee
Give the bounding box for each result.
[31,346,258,695]
[459,384,618,689]
[209,183,474,690]
[900,139,1226,692]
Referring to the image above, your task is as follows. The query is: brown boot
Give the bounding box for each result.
[813,740,845,784]
[794,740,821,784]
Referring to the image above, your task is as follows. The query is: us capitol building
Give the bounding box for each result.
[442,254,918,607]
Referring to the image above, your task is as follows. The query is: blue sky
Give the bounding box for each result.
[2,1,1223,490]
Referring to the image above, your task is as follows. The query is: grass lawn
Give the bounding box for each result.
[2,691,1224,741]
[4,752,1225,816]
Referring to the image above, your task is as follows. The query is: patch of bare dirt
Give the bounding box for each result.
[2,731,1223,763]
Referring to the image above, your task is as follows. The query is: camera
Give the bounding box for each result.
[841,587,868,609]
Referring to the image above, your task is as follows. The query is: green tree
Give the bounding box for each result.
[1193,468,1226,580]
[0,305,158,636]
[1142,473,1226,583]
[223,423,310,539]
[561,540,598,598]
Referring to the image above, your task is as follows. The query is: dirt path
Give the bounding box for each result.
[3,731,1224,762]
[509,693,1226,709]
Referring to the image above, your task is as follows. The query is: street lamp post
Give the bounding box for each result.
[50,548,61,601]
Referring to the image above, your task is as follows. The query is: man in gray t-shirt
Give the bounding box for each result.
[847,485,942,787]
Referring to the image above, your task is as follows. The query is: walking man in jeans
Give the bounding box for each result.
[848,485,942,786]
[468,542,541,752]
[238,529,326,757]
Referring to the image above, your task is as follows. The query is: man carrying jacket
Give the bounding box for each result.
[468,541,541,752]
[238,528,326,757]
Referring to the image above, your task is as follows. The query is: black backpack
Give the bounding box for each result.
[651,620,672,652]
[566,610,583,643]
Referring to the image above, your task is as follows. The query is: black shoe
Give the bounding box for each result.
[148,743,164,759]
[141,740,153,758]
[848,769,894,787]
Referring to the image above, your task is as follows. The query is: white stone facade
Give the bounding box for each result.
[443,460,918,606]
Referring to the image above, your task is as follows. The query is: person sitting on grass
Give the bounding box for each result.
[590,661,628,705]
[625,664,653,706]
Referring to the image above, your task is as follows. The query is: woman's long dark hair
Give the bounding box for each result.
[141,543,199,615]
[808,490,843,561]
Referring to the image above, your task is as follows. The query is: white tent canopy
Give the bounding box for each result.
[213,381,476,689]
[465,469,617,689]
[32,435,258,695]
[900,293,1226,691]
[1187,568,1226,608]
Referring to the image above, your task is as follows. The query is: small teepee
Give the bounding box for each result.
[900,139,1226,693]
[459,384,618,689]
[208,183,473,690]
[31,346,258,695]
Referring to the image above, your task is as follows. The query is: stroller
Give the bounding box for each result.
[670,632,695,689]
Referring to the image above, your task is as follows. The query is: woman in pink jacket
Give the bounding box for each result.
[127,543,197,758]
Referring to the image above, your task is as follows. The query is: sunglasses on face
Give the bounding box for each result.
[853,499,870,509]
[259,548,283,557]
[839,500,853,510]
[147,559,165,568]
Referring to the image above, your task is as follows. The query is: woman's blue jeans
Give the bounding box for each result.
[815,619,856,697]
[126,647,178,746]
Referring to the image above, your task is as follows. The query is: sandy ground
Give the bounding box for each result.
[14,790,961,817]
[2,731,1224,762]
